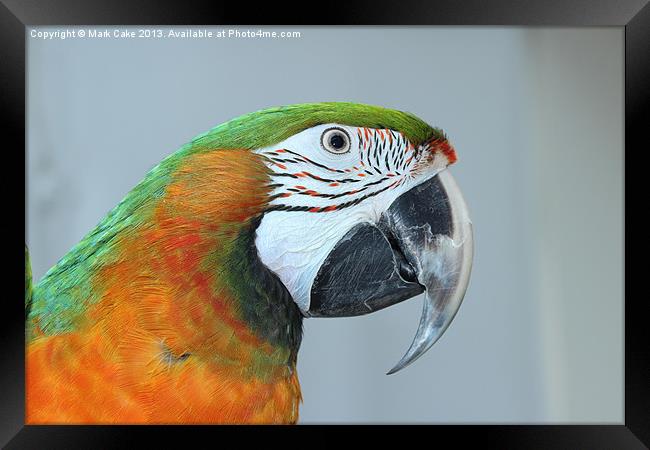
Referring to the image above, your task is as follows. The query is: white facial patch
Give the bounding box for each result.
[253,123,449,313]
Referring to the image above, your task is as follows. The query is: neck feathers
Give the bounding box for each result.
[30,148,303,373]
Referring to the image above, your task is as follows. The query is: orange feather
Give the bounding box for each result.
[27,149,302,424]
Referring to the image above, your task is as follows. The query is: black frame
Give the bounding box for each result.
[3,0,647,447]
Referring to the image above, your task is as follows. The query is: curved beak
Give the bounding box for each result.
[309,169,474,374]
[380,170,473,374]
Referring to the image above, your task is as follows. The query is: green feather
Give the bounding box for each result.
[25,245,33,320]
[190,102,443,154]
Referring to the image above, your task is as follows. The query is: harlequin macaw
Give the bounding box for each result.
[25,102,473,424]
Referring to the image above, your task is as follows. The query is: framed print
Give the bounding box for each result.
[2,0,647,447]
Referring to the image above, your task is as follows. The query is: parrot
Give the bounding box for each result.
[25,102,473,424]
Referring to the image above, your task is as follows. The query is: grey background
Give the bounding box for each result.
[26,27,623,423]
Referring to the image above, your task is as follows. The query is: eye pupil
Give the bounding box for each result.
[321,127,351,154]
[329,133,345,149]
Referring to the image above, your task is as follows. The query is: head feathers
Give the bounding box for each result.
[189,102,444,153]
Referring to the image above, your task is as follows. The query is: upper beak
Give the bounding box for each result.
[308,169,474,374]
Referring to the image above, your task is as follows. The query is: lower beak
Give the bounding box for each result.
[308,169,474,374]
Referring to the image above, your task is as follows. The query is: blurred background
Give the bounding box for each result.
[26,26,623,423]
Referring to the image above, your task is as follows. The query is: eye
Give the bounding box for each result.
[321,127,351,154]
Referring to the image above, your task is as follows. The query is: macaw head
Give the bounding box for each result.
[195,103,473,374]
[25,102,474,425]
